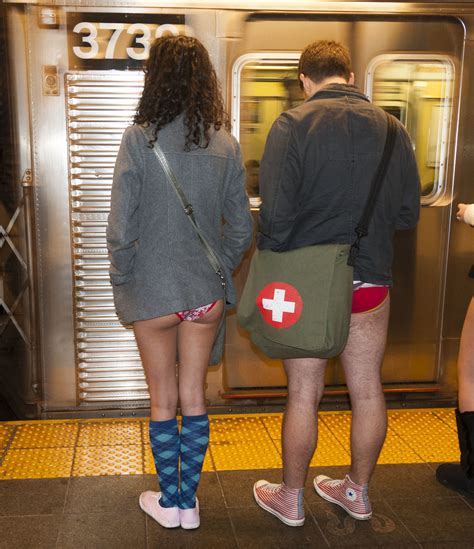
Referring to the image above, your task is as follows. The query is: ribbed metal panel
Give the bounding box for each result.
[66,71,149,403]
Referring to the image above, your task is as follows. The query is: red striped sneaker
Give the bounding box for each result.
[253,480,305,527]
[314,474,372,520]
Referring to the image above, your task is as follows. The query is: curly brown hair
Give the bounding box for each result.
[134,35,230,150]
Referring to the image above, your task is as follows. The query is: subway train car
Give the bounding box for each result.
[0,0,473,418]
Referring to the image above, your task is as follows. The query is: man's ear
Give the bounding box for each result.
[348,72,355,85]
[299,73,311,95]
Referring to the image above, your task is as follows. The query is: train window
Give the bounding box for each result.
[232,53,304,207]
[366,54,454,204]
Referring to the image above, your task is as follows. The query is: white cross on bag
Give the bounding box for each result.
[262,288,296,323]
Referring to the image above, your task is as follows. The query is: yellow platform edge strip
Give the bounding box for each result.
[0,409,458,480]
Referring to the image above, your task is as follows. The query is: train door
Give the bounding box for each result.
[223,14,464,402]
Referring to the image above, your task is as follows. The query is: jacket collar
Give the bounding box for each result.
[309,83,370,103]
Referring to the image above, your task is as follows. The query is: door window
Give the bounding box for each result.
[366,55,454,203]
[232,53,303,207]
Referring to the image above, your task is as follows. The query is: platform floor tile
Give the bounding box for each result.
[321,410,352,449]
[72,445,144,476]
[210,438,282,470]
[77,420,142,447]
[10,423,78,449]
[209,415,270,443]
[310,430,352,467]
[0,448,74,479]
[377,432,422,464]
[388,409,456,437]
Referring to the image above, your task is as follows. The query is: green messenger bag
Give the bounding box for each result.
[236,244,353,359]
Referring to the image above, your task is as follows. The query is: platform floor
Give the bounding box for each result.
[1,409,473,548]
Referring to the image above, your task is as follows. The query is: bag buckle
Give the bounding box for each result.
[184,204,193,216]
[217,269,226,288]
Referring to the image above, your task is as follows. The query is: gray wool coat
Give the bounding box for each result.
[106,117,254,324]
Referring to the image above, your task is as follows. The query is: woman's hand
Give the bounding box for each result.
[456,203,474,226]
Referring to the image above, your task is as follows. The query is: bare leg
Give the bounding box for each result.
[458,297,474,413]
[340,295,390,485]
[177,300,224,415]
[282,358,327,489]
[176,300,224,512]
[133,314,181,421]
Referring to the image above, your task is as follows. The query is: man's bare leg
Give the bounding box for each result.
[282,358,327,488]
[253,357,327,527]
[341,295,390,485]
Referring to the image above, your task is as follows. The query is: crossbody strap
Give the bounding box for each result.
[347,112,398,266]
[147,136,226,290]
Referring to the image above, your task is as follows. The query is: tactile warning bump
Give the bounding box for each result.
[73,445,143,476]
[210,438,282,471]
[11,423,78,449]
[377,432,423,464]
[0,425,13,449]
[209,417,270,443]
[77,421,142,446]
[143,445,214,474]
[0,448,74,479]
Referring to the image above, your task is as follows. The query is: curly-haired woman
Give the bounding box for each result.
[106,36,253,529]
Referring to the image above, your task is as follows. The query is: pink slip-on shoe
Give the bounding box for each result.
[139,491,180,528]
[179,497,200,529]
[253,480,305,527]
[314,474,372,520]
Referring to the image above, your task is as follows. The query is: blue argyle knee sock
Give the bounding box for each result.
[179,414,210,509]
[149,418,179,508]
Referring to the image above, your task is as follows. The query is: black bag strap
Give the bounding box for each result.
[145,133,226,291]
[348,112,398,267]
